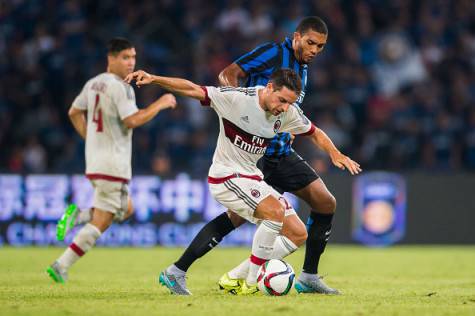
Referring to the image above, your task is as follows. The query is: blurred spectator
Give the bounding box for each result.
[1,0,475,176]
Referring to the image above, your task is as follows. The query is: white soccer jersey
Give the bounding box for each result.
[72,72,138,181]
[201,86,315,179]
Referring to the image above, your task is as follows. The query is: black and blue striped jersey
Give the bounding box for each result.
[235,37,309,158]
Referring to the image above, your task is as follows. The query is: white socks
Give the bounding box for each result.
[229,235,297,280]
[247,220,282,285]
[271,235,298,259]
[57,223,102,270]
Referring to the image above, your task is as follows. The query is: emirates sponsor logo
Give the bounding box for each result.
[223,118,271,155]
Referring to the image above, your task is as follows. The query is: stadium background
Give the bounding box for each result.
[1,0,475,247]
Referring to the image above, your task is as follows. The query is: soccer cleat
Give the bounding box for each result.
[218,273,243,295]
[237,281,259,295]
[294,275,340,295]
[158,270,191,295]
[46,261,68,284]
[56,204,79,241]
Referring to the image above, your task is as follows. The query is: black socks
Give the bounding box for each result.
[302,212,334,275]
[174,212,236,272]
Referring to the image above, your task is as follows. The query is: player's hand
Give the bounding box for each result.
[124,70,154,87]
[329,151,362,175]
[158,93,177,110]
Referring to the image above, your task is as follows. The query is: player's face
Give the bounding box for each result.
[293,30,327,64]
[108,48,136,79]
[265,85,298,116]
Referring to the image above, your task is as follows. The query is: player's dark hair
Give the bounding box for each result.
[296,16,328,35]
[270,69,302,95]
[107,37,134,55]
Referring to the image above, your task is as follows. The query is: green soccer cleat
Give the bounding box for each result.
[218,273,243,295]
[46,261,68,284]
[56,204,79,241]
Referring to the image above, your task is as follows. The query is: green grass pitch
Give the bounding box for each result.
[1,246,474,316]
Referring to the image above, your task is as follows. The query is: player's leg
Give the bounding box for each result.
[239,193,284,294]
[220,208,307,293]
[171,157,276,271]
[172,210,244,273]
[47,180,126,283]
[57,196,132,242]
[56,204,93,241]
[160,210,244,296]
[262,151,340,294]
[119,197,134,221]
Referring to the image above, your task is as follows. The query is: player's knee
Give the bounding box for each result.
[271,205,285,222]
[311,193,336,215]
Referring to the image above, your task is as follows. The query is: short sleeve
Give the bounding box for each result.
[200,86,237,116]
[113,82,139,119]
[280,106,316,136]
[72,84,88,110]
[234,42,279,74]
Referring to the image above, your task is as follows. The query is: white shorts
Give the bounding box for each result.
[208,177,296,224]
[90,179,129,220]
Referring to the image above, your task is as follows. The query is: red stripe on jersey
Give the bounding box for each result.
[250,255,267,266]
[86,173,129,183]
[222,118,272,149]
[69,243,85,256]
[296,124,316,136]
[208,174,262,184]
[200,86,211,106]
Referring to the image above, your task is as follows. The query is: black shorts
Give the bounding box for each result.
[257,150,320,194]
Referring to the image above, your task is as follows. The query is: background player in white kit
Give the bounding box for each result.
[46,38,177,283]
[124,68,361,295]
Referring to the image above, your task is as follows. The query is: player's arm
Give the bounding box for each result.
[124,70,206,101]
[123,94,176,129]
[305,127,362,175]
[283,108,362,175]
[218,63,246,87]
[68,106,87,139]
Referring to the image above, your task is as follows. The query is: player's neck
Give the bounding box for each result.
[106,67,124,80]
[257,89,267,111]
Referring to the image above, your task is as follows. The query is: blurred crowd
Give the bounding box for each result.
[1,0,475,176]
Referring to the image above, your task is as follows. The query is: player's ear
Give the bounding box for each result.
[107,53,114,65]
[267,82,274,92]
[293,31,301,41]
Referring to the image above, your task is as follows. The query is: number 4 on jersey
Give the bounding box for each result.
[92,94,103,132]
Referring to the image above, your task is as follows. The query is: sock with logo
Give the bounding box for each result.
[302,212,333,275]
[174,212,236,272]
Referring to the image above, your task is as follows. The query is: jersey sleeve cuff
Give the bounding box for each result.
[296,124,316,136]
[200,86,211,106]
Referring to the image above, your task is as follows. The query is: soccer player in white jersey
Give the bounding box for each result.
[46,38,177,283]
[124,68,361,295]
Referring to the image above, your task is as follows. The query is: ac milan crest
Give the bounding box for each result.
[273,120,281,133]
[251,189,261,198]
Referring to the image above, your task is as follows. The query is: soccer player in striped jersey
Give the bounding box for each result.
[172,16,347,295]
[46,38,176,283]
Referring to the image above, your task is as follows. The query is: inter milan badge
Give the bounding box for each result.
[273,120,281,133]
[251,189,261,198]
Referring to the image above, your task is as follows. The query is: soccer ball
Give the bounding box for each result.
[256,259,295,296]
